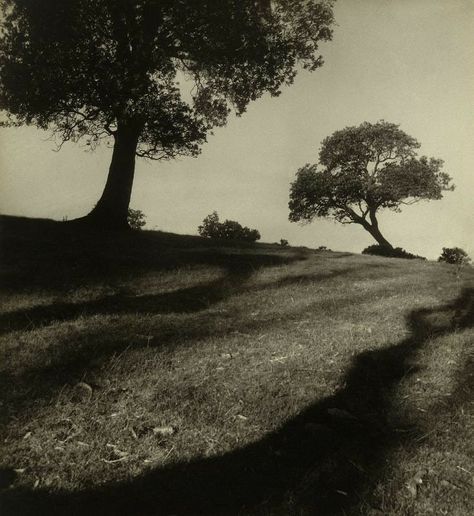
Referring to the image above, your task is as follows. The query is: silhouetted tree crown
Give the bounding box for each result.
[198,211,260,242]
[289,121,454,248]
[0,0,335,229]
[127,208,146,230]
[438,247,471,266]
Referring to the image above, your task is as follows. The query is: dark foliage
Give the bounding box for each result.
[438,247,471,265]
[362,244,426,260]
[280,239,289,247]
[127,208,146,230]
[198,211,261,242]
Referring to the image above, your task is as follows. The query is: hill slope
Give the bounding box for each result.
[1,215,473,515]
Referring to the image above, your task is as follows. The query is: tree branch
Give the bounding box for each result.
[398,199,420,206]
[357,200,369,219]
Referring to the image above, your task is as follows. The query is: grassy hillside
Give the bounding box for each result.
[0,215,473,515]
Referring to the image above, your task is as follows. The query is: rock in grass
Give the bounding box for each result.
[152,426,176,437]
[71,382,93,402]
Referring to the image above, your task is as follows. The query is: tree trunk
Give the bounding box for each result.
[358,207,393,248]
[349,206,394,249]
[79,120,141,230]
[363,223,393,248]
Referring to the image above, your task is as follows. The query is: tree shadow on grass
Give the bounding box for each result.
[0,260,355,336]
[0,264,362,423]
[0,215,307,292]
[2,287,472,515]
[0,253,274,332]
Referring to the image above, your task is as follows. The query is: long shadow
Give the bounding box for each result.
[2,289,472,515]
[0,215,307,292]
[0,266,361,423]
[0,264,354,336]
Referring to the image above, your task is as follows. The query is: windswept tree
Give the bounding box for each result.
[289,121,454,248]
[0,0,335,229]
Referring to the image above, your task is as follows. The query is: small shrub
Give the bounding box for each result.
[280,239,289,247]
[317,245,329,251]
[362,244,425,260]
[438,247,471,265]
[128,208,146,230]
[198,211,261,243]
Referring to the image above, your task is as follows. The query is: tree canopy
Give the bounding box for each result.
[289,121,454,248]
[0,0,335,228]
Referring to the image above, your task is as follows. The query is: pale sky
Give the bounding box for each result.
[1,0,473,259]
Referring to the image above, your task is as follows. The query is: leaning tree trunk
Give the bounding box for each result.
[80,120,141,230]
[360,209,393,248]
[364,223,393,248]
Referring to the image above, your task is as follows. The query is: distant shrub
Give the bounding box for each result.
[198,211,261,243]
[198,211,219,237]
[438,247,471,265]
[362,244,426,260]
[317,245,330,251]
[128,208,146,230]
[280,239,289,247]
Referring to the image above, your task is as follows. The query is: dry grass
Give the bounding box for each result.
[0,215,472,515]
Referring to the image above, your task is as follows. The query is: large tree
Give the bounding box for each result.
[289,121,454,248]
[0,0,335,229]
